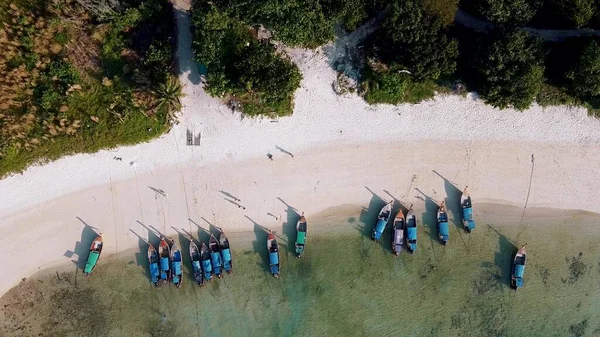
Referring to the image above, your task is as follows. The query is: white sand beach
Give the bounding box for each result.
[1,7,600,296]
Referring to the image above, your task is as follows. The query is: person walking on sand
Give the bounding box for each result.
[267,153,273,161]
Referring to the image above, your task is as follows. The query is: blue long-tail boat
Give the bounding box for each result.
[147,244,160,286]
[461,186,476,233]
[209,234,223,279]
[200,242,213,282]
[158,237,171,284]
[189,240,204,285]
[406,205,417,253]
[170,242,183,288]
[372,201,393,241]
[511,245,527,289]
[219,232,233,274]
[268,233,280,278]
[437,201,449,245]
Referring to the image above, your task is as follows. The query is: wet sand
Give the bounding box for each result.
[1,203,599,337]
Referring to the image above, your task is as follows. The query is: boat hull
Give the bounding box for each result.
[511,245,527,289]
[200,243,213,282]
[209,235,223,278]
[372,203,392,241]
[461,189,476,233]
[267,234,280,278]
[406,209,418,253]
[83,235,103,275]
[158,238,171,284]
[170,243,183,288]
[219,233,233,274]
[189,241,204,285]
[148,244,160,286]
[295,216,307,258]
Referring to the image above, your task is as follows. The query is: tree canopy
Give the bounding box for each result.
[374,0,458,81]
[475,0,540,24]
[545,0,595,28]
[191,2,302,116]
[472,29,545,110]
[567,40,600,97]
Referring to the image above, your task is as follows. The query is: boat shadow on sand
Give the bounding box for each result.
[64,217,101,270]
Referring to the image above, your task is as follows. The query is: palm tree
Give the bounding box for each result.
[153,76,183,119]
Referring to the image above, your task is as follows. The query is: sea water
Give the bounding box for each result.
[1,204,599,337]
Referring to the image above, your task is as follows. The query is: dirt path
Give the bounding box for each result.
[454,9,600,41]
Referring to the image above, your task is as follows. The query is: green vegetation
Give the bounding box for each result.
[189,0,600,112]
[218,0,375,47]
[191,2,302,116]
[474,0,540,24]
[360,0,457,105]
[567,40,600,98]
[471,29,544,110]
[374,0,458,82]
[534,0,596,28]
[0,0,178,177]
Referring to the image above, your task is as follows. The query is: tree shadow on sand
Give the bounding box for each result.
[247,216,271,274]
[488,225,517,289]
[64,217,100,270]
[277,197,299,254]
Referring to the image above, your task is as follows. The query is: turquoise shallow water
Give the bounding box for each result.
[1,204,599,337]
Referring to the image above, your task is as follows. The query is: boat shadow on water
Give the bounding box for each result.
[173,227,193,280]
[488,225,518,289]
[194,218,212,243]
[64,217,101,270]
[129,229,151,281]
[247,216,271,274]
[432,170,464,232]
[357,187,386,238]
[414,188,441,249]
[277,197,299,254]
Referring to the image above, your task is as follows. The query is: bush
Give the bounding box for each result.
[567,40,600,98]
[191,3,302,116]
[364,70,410,104]
[472,29,545,110]
[422,0,459,26]
[373,0,458,81]
[474,0,540,24]
[0,0,178,177]
[363,65,436,105]
[207,0,373,48]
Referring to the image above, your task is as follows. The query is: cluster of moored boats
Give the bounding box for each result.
[81,189,527,289]
[369,186,527,289]
[371,187,477,253]
[147,231,233,287]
